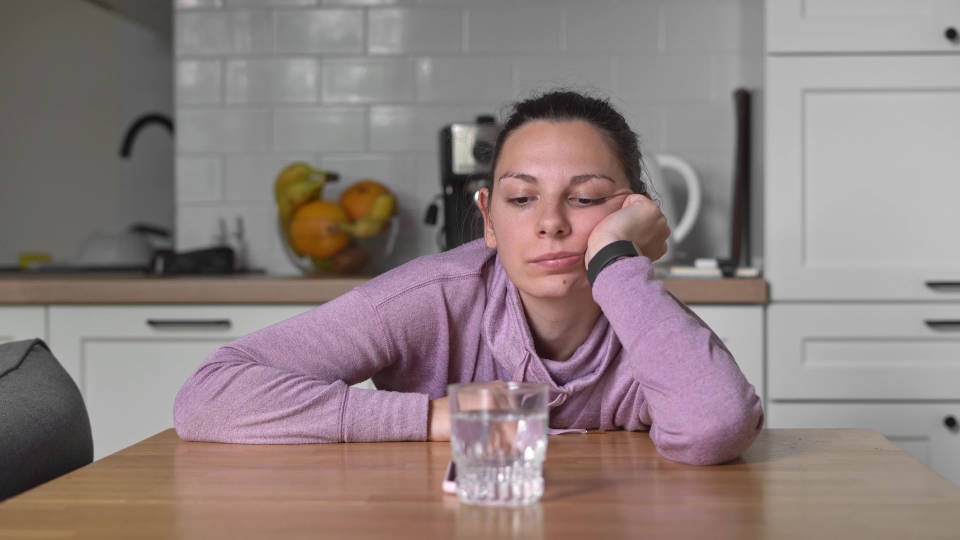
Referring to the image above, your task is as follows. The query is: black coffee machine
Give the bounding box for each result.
[432,115,502,251]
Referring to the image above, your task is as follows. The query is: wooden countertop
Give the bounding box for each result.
[1,428,958,539]
[0,273,767,305]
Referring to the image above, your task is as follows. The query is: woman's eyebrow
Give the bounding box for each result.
[570,174,616,185]
[498,172,616,185]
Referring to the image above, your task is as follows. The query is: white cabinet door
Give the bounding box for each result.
[766,56,960,301]
[689,305,765,404]
[767,0,960,53]
[768,402,960,486]
[0,306,46,344]
[768,303,960,400]
[49,305,315,460]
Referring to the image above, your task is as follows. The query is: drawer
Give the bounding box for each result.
[767,402,960,486]
[769,303,960,400]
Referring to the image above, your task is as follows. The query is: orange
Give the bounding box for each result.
[287,200,351,258]
[339,180,392,221]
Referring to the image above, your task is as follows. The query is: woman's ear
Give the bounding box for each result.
[477,187,497,249]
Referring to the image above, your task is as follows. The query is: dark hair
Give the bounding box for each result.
[490,90,647,195]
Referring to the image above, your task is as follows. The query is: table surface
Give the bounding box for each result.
[1,429,958,539]
[0,274,768,304]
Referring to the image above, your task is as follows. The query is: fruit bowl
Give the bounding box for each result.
[279,216,399,276]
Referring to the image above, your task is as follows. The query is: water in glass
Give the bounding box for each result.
[451,410,548,506]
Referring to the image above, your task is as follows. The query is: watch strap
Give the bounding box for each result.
[587,240,639,286]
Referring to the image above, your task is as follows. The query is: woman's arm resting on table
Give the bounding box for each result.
[593,257,764,466]
[173,289,429,444]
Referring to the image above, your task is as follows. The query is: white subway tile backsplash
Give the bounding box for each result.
[368,8,461,54]
[177,203,274,256]
[225,0,316,6]
[178,109,273,152]
[226,58,320,104]
[712,54,744,101]
[174,0,750,269]
[466,7,560,52]
[565,3,659,52]
[662,103,734,154]
[176,0,224,8]
[416,57,514,103]
[325,0,412,5]
[515,56,612,96]
[369,105,464,152]
[274,9,363,53]
[322,58,414,103]
[273,108,366,152]
[615,54,713,101]
[176,11,272,55]
[663,1,741,52]
[176,157,223,202]
[224,153,319,202]
[619,103,662,151]
[177,60,222,104]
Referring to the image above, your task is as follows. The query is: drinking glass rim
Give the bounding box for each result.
[447,381,549,395]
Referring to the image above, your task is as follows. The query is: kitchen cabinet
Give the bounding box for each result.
[764,1,960,485]
[0,306,46,344]
[767,0,960,53]
[765,55,960,301]
[689,305,765,404]
[768,303,960,400]
[48,305,318,460]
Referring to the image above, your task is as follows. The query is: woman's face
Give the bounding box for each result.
[479,119,633,300]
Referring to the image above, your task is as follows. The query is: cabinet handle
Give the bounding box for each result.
[925,320,960,330]
[925,281,960,291]
[946,27,959,44]
[146,319,232,329]
[945,416,958,430]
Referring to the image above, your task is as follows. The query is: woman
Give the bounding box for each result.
[174,90,763,465]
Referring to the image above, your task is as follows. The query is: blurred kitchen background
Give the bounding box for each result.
[0,0,762,276]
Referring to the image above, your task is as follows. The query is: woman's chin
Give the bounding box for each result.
[521,273,591,299]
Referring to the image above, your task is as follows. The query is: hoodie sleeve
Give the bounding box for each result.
[173,288,429,444]
[591,256,763,465]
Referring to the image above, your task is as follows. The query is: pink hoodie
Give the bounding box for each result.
[174,240,763,465]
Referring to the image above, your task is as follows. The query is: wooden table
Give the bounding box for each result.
[1,429,959,539]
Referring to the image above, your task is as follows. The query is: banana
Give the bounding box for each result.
[365,193,396,221]
[278,181,325,225]
[274,162,339,204]
[339,194,396,238]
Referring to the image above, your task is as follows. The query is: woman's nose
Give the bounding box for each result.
[536,201,570,237]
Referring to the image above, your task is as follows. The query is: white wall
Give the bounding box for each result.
[174,0,756,275]
[0,0,173,267]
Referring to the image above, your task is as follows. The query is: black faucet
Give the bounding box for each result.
[119,113,174,158]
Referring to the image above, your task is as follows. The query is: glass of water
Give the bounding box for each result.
[448,381,550,506]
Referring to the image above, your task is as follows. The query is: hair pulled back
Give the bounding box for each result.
[490,90,647,195]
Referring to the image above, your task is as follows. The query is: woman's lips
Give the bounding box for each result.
[530,252,583,271]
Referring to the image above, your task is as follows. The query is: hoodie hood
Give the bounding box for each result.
[481,256,622,408]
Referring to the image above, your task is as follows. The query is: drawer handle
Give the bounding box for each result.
[146,319,232,329]
[926,281,960,291]
[946,416,958,430]
[947,27,959,44]
[925,320,960,330]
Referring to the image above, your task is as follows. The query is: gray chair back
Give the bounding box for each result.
[0,339,93,500]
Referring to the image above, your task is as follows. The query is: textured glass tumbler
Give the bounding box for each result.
[448,382,550,506]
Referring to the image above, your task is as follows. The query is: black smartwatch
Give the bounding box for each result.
[586,240,640,286]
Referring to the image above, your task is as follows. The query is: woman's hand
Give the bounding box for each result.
[586,193,670,267]
[427,397,450,441]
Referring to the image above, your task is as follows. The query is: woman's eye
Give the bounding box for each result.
[570,197,603,207]
[506,197,533,207]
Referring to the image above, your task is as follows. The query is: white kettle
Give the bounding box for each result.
[644,154,702,263]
